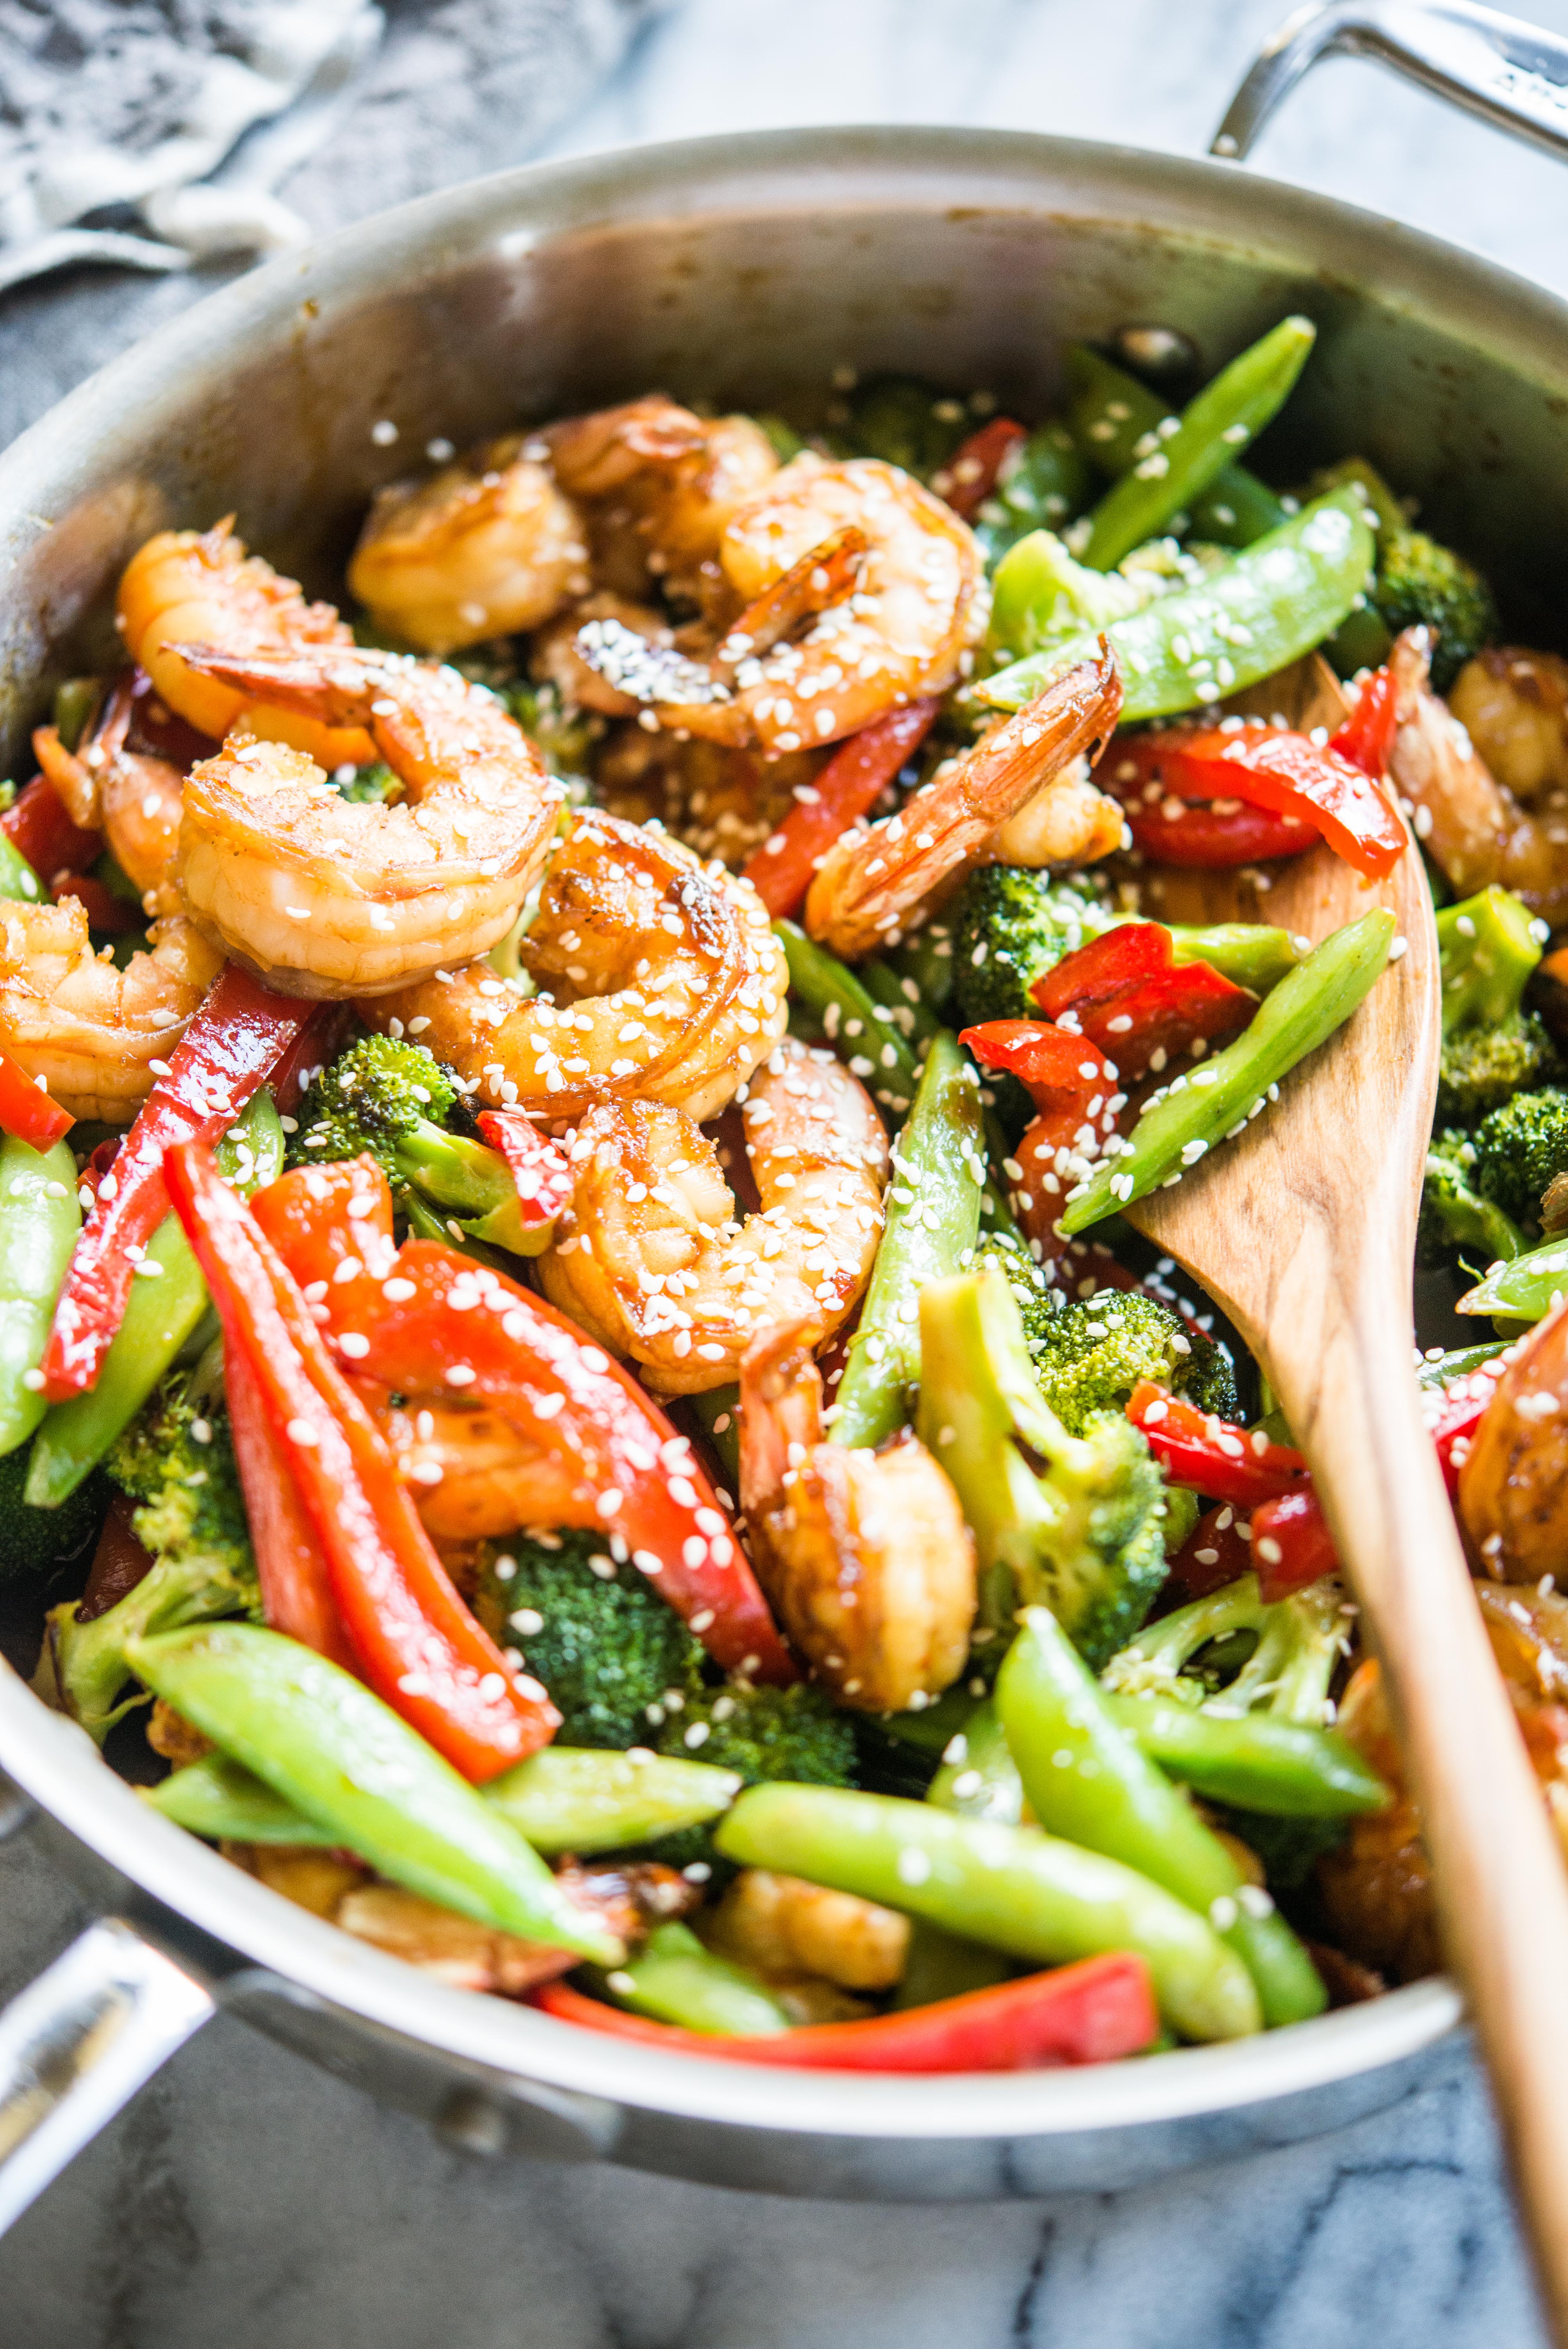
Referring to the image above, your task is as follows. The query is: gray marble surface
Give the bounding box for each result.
[6,2,1568,2341]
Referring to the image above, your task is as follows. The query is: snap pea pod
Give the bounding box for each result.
[1060,909,1395,1235]
[1169,924,1304,996]
[0,1135,80,1456]
[715,1782,1260,2041]
[597,1922,792,2036]
[928,1697,1027,1825]
[1078,318,1316,572]
[0,832,43,903]
[997,1610,1325,2027]
[1457,1235,1568,1325]
[127,1622,620,1959]
[685,1381,741,1484]
[775,920,921,1119]
[53,678,101,752]
[1064,344,1287,547]
[1102,1694,1387,1819]
[26,1089,284,1507]
[980,486,1376,722]
[1416,1341,1507,1387]
[829,1031,986,1449]
[149,1743,745,1855]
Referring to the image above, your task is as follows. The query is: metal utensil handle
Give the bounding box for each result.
[0,1915,214,2236]
[1213,0,1568,163]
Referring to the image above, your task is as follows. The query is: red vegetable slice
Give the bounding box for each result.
[741,699,940,920]
[166,1140,557,1780]
[50,872,142,934]
[1167,1502,1256,1602]
[40,964,314,1401]
[0,1044,73,1150]
[533,1951,1156,2071]
[250,1157,396,1296]
[1250,1483,1338,1602]
[225,1337,359,1670]
[1118,795,1316,868]
[1430,1362,1506,1499]
[932,418,1028,520]
[1125,1381,1307,1508]
[1117,724,1406,880]
[1328,664,1399,780]
[1,775,102,879]
[1030,922,1256,1082]
[475,1108,574,1228]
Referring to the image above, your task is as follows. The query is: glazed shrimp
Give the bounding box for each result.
[736,1322,976,1711]
[803,645,1124,961]
[167,645,560,999]
[1458,1296,1568,1583]
[34,677,184,917]
[537,1039,887,1395]
[376,1397,585,1543]
[347,434,590,656]
[363,809,788,1122]
[546,396,779,611]
[1450,646,1568,799]
[575,457,981,754]
[117,521,374,770]
[709,1868,909,1992]
[1389,627,1568,924]
[0,899,221,1122]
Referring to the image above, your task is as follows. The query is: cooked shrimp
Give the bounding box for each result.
[347,434,590,656]
[736,1322,976,1711]
[168,645,559,999]
[536,1038,888,1395]
[803,645,1124,961]
[546,396,778,611]
[1459,1296,1568,1582]
[0,899,221,1122]
[35,677,184,917]
[376,1398,584,1543]
[363,808,787,1122]
[532,591,675,718]
[117,521,374,769]
[590,723,816,867]
[1390,627,1568,924]
[575,458,981,754]
[1450,647,1568,800]
[708,1868,909,1992]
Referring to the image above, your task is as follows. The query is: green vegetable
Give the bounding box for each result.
[974,423,1093,567]
[127,1622,620,1959]
[1418,1131,1525,1272]
[1060,910,1395,1235]
[0,1436,106,1580]
[980,487,1376,723]
[52,678,102,753]
[658,1681,858,1793]
[598,1920,791,2036]
[290,1033,544,1255]
[478,1531,707,1751]
[1064,344,1287,548]
[997,1609,1325,2025]
[27,1089,284,1508]
[1438,1023,1561,1128]
[502,681,596,782]
[830,1032,986,1450]
[927,1697,1026,1825]
[1415,1340,1507,1388]
[840,376,967,478]
[774,921,921,1121]
[1021,1289,1238,1438]
[1101,1572,1346,1731]
[1313,459,1497,693]
[0,832,43,903]
[1077,318,1316,573]
[0,1135,80,1457]
[684,1382,740,1485]
[916,1269,1167,1671]
[1469,1089,1568,1226]
[1101,1693,1387,1818]
[149,1743,743,1855]
[1457,1229,1568,1324]
[989,528,1171,664]
[714,1782,1261,2042]
[1433,886,1557,1124]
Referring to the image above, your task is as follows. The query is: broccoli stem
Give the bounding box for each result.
[42,1548,256,1742]
[1101,1573,1345,1731]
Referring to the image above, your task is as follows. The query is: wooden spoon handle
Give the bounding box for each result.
[1277,1299,1568,2339]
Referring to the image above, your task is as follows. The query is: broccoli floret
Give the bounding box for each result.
[1102,1571,1345,1729]
[917,1267,1169,1670]
[1375,528,1497,693]
[477,1532,707,1750]
[1437,1018,1560,1126]
[0,1438,107,1581]
[290,1032,538,1253]
[1418,1130,1526,1269]
[839,376,967,479]
[658,1682,856,1789]
[41,1376,257,1741]
[1431,885,1559,1122]
[1021,1289,1238,1438]
[1471,1088,1568,1226]
[952,866,1114,1028]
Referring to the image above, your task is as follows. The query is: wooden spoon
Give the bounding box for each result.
[1127,821,1568,2341]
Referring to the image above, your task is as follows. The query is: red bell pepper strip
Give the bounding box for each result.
[0,1044,73,1150]
[932,418,1028,521]
[1,775,101,879]
[296,1234,796,1685]
[250,1157,397,1295]
[270,1001,355,1114]
[1250,1483,1338,1603]
[533,1951,1156,2071]
[1328,665,1399,780]
[1430,1362,1506,1499]
[962,1021,1121,1257]
[1125,1381,1307,1508]
[1117,794,1315,868]
[165,1140,557,1780]
[476,1109,574,1228]
[224,1337,360,1670]
[1167,1502,1256,1602]
[40,963,315,1401]
[50,872,142,934]
[1030,922,1257,1081]
[741,699,941,920]
[1115,725,1406,881]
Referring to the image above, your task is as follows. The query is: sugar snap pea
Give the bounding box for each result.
[1457,1235,1568,1326]
[1102,1693,1388,1819]
[1060,909,1395,1235]
[774,920,922,1120]
[0,1134,80,1456]
[996,1611,1325,2027]
[1078,318,1316,572]
[1064,344,1287,547]
[597,1921,792,2036]
[715,1781,1260,2041]
[980,486,1376,722]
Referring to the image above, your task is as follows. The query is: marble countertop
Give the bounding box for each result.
[5,2,1568,2340]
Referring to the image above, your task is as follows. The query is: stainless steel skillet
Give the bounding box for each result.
[0,0,1564,2235]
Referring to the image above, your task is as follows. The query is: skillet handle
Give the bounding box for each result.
[0,1914,214,2237]
[1213,0,1568,164]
